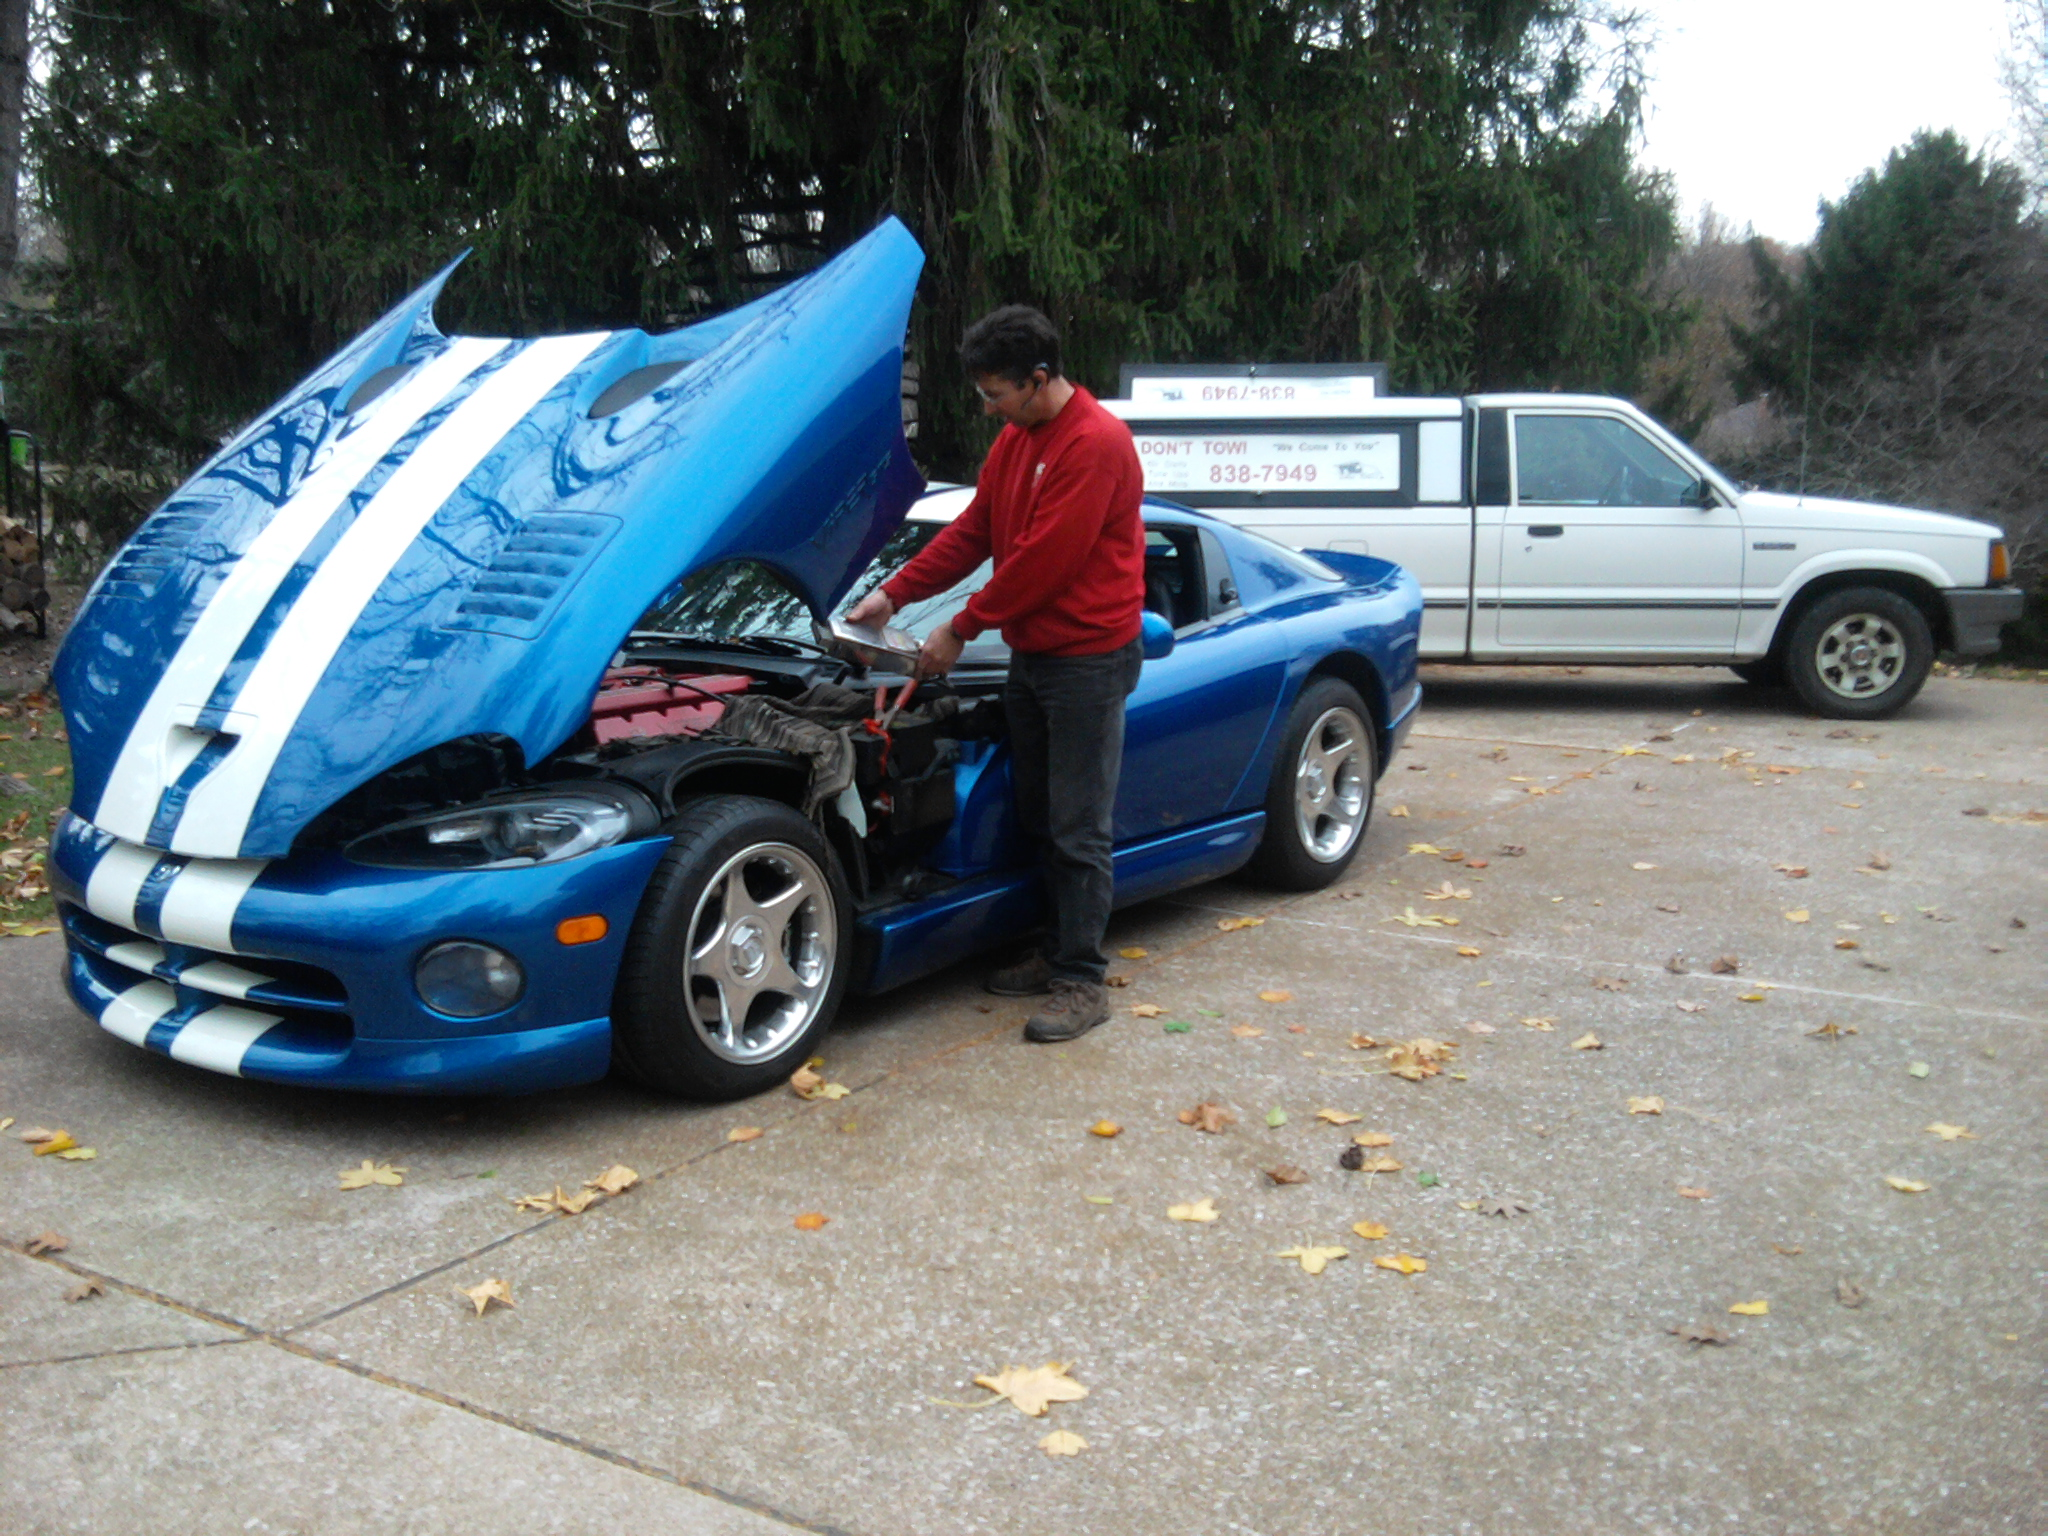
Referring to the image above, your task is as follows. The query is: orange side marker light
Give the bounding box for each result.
[556,914,609,946]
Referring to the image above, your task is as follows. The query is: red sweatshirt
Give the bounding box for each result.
[882,386,1146,656]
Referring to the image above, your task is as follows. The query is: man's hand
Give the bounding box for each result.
[844,589,895,628]
[916,619,965,680]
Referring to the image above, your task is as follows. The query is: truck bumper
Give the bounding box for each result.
[1941,587,2026,656]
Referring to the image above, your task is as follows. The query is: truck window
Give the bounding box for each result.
[1514,415,1696,508]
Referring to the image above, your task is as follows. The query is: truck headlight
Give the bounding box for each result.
[346,786,655,870]
[415,940,525,1017]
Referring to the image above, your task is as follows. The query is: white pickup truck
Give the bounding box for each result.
[1103,390,2023,718]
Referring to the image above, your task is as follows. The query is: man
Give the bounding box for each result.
[844,305,1145,1042]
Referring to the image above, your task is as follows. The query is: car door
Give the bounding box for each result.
[1494,410,1744,654]
[1115,521,1289,841]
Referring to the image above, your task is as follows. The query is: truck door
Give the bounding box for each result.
[1494,410,1743,655]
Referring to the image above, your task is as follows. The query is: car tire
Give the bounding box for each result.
[1247,677,1377,890]
[1784,586,1934,720]
[611,795,852,1100]
[1730,656,1786,688]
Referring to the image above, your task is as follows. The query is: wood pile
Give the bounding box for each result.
[0,514,46,635]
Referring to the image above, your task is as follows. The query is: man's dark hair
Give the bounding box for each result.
[960,305,1063,384]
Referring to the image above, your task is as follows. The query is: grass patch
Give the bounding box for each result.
[0,690,67,931]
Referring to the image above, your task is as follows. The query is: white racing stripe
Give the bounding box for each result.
[104,939,170,976]
[155,858,269,952]
[92,338,511,844]
[171,331,612,856]
[179,958,277,1001]
[167,1005,283,1076]
[99,981,179,1046]
[84,841,163,930]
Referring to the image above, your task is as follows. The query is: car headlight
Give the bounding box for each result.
[415,940,525,1017]
[345,786,655,870]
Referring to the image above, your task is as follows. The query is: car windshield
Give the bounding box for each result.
[636,519,1009,664]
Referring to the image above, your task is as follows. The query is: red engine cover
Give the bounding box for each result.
[588,667,750,743]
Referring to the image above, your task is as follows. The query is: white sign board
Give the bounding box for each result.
[1124,373,1380,407]
[1132,430,1402,494]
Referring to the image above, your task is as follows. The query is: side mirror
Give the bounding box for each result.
[1686,479,1720,510]
[1140,609,1176,660]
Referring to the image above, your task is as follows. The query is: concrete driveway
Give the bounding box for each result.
[3,666,2042,1536]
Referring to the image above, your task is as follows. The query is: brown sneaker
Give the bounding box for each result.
[1024,979,1109,1043]
[987,952,1055,996]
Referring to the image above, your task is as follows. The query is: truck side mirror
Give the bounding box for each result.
[1140,609,1176,660]
[1686,479,1719,510]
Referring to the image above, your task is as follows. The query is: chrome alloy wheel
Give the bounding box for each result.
[1292,706,1369,863]
[684,841,835,1063]
[1813,612,1906,699]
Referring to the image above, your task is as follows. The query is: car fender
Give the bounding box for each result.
[1749,549,1966,654]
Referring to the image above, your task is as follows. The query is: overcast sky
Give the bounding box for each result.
[1632,0,2021,245]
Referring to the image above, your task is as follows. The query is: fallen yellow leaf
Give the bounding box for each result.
[1677,1186,1712,1199]
[1727,1299,1768,1316]
[1351,1220,1389,1240]
[27,1130,77,1157]
[1783,909,1810,923]
[459,1278,514,1316]
[1276,1245,1348,1275]
[1315,1108,1361,1125]
[1117,947,1148,959]
[1039,1430,1088,1457]
[1884,1177,1930,1194]
[1089,1120,1121,1138]
[1349,1155,1403,1173]
[1924,1123,1977,1141]
[1350,1131,1394,1147]
[1627,1096,1665,1115]
[1456,945,1482,958]
[727,1126,764,1143]
[1257,989,1293,1003]
[1129,1003,1165,1017]
[1167,1198,1220,1223]
[1571,1032,1603,1050]
[1521,1016,1556,1031]
[1230,1024,1265,1039]
[55,1147,97,1161]
[337,1159,404,1189]
[1373,1252,1427,1275]
[1631,861,1658,870]
[1406,842,1442,855]
[974,1362,1088,1417]
[794,1211,831,1230]
[1738,992,1766,1003]
[1216,916,1264,932]
[1388,805,1410,817]
[585,1164,638,1195]
[790,1066,851,1102]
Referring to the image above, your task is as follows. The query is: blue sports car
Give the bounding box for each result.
[47,219,1422,1098]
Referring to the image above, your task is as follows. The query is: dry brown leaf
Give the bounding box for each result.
[1276,1245,1348,1275]
[1521,1015,1556,1031]
[1039,1430,1088,1457]
[1773,863,1810,878]
[1570,1032,1603,1051]
[1373,1252,1427,1275]
[1836,1277,1867,1308]
[1387,804,1410,817]
[1166,1198,1220,1223]
[1230,1024,1265,1039]
[1677,1186,1712,1200]
[974,1363,1088,1417]
[1866,850,1893,871]
[1807,1021,1859,1040]
[338,1159,405,1190]
[1128,1003,1165,1018]
[727,1126,764,1143]
[794,1211,830,1230]
[1105,974,1129,988]
[1386,1037,1456,1080]
[1884,1177,1930,1194]
[1627,1096,1665,1115]
[1216,915,1265,932]
[25,1230,68,1256]
[1676,1001,1708,1013]
[1710,954,1742,975]
[1264,1164,1309,1185]
[1315,1108,1362,1125]
[585,1165,638,1195]
[1088,1120,1122,1138]
[1177,1101,1236,1134]
[1833,937,1860,950]
[556,1185,598,1214]
[63,1279,104,1303]
[1592,976,1628,992]
[1387,906,1448,927]
[459,1278,515,1316]
[1665,954,1689,974]
[1656,901,1681,914]
[1476,1196,1531,1217]
[1424,881,1472,901]
[1346,1032,1381,1049]
[511,1191,559,1213]
[1339,1147,1404,1173]
[1669,1323,1733,1346]
[1351,1131,1395,1147]
[1257,989,1293,1003]
[790,1066,850,1102]
[1771,1242,1804,1256]
[1287,1024,1308,1034]
[1924,1123,1977,1141]
[1727,1299,1768,1316]
[1350,1220,1389,1240]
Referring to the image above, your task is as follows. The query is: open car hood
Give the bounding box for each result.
[56,220,926,859]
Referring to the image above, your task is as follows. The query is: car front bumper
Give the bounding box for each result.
[48,812,669,1094]
[1941,587,2026,656]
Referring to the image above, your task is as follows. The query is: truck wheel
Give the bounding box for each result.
[611,795,851,1100]
[1784,587,1933,719]
[1248,677,1376,890]
[1730,657,1785,688]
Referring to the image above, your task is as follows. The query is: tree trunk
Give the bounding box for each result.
[0,0,26,288]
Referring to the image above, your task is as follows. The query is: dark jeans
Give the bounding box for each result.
[1005,637,1144,984]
